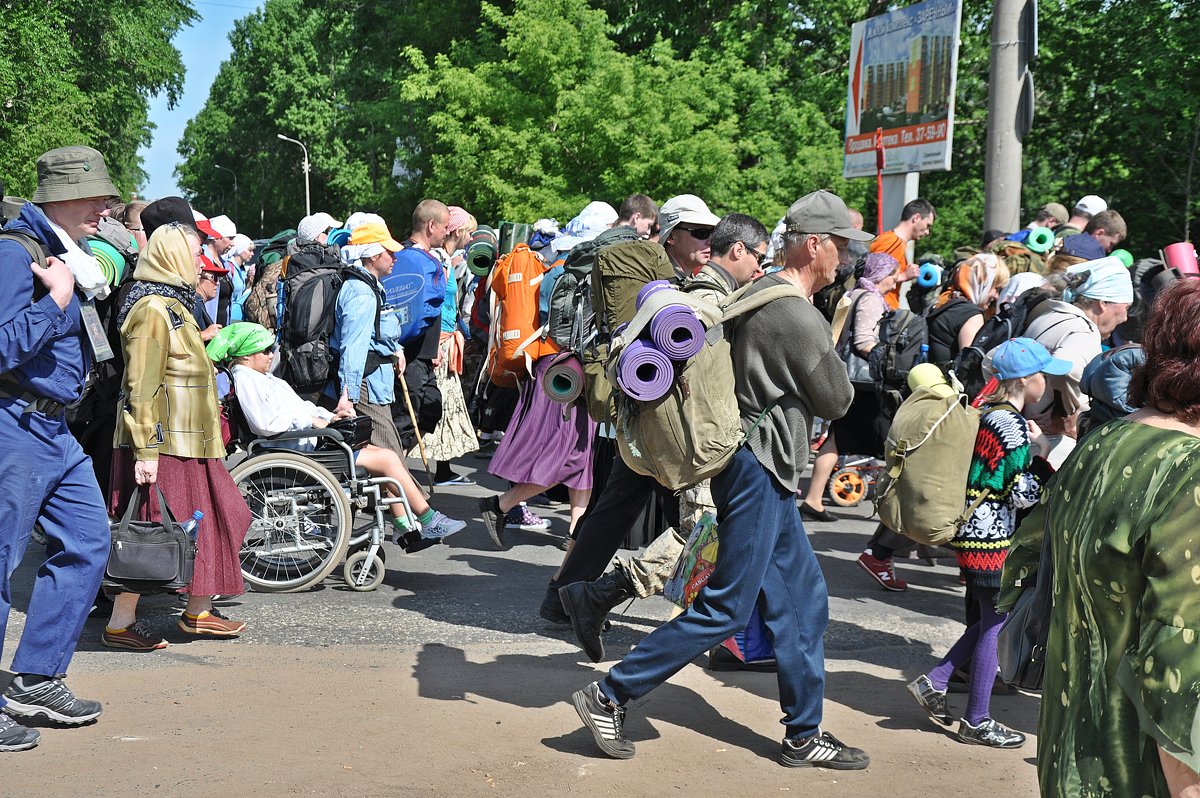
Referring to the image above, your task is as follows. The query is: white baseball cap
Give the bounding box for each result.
[1074,195,1107,216]
[657,194,721,244]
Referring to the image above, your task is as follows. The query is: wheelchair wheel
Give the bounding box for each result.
[343,549,386,592]
[231,451,354,592]
[828,467,868,507]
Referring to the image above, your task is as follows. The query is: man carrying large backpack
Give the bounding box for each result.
[570,190,871,770]
[388,199,450,453]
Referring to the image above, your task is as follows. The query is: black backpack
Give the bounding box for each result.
[544,225,641,350]
[276,245,380,393]
[869,307,928,393]
[951,288,1056,399]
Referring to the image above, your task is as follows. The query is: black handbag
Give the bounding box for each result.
[835,294,875,389]
[102,486,197,595]
[326,414,373,450]
[997,512,1053,690]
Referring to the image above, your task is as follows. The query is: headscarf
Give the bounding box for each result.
[997,272,1047,308]
[205,322,276,363]
[228,233,254,259]
[937,253,1001,309]
[447,206,471,235]
[117,223,199,325]
[1063,256,1134,304]
[857,252,898,294]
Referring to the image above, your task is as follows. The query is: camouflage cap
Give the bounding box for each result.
[31,146,119,204]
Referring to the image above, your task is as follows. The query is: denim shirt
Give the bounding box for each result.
[327,268,403,405]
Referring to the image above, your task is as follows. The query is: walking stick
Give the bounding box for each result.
[398,369,436,494]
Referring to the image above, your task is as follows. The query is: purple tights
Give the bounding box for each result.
[927,594,1004,725]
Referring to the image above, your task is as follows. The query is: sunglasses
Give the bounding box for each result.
[199,273,220,283]
[677,225,713,240]
[742,244,769,268]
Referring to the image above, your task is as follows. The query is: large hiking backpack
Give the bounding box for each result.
[869,308,928,392]
[873,385,983,546]
[543,226,641,351]
[609,281,805,491]
[578,239,676,423]
[484,243,558,387]
[276,246,377,393]
[91,216,139,281]
[386,245,446,344]
[951,288,1055,398]
[243,231,295,331]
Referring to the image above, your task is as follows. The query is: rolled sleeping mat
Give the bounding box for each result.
[617,339,674,402]
[542,354,585,404]
[467,225,499,276]
[1026,226,1055,254]
[916,262,943,289]
[650,304,705,361]
[636,279,671,309]
[1163,242,1199,277]
[326,227,351,247]
[1111,248,1134,269]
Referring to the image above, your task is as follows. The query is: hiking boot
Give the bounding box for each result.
[857,550,907,592]
[479,495,508,550]
[571,681,634,759]
[956,717,1026,749]
[102,620,168,652]
[178,608,246,637]
[506,504,550,531]
[779,731,869,770]
[559,569,634,663]
[0,714,39,751]
[420,510,466,540]
[3,677,102,725]
[539,586,570,625]
[907,675,953,726]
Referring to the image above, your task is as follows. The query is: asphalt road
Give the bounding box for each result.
[1,452,1040,796]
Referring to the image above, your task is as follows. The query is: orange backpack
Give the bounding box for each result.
[485,244,559,387]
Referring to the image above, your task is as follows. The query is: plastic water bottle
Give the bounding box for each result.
[180,510,204,540]
[917,344,929,364]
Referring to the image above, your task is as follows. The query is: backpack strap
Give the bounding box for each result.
[0,231,51,302]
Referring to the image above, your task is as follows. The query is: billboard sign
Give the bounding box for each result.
[843,0,963,178]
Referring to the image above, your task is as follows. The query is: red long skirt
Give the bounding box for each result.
[109,449,251,596]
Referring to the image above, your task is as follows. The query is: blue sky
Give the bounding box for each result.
[138,0,264,201]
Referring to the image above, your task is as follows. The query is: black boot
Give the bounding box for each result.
[538,584,570,625]
[559,568,634,663]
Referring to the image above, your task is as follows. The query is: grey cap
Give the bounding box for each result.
[784,190,874,242]
[31,146,120,204]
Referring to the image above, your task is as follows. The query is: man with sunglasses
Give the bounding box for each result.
[193,259,228,343]
[554,214,772,663]
[657,194,720,278]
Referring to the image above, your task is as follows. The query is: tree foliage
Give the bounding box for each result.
[170,0,1196,255]
[0,0,193,197]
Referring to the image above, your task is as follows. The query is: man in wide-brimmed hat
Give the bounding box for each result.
[0,145,117,751]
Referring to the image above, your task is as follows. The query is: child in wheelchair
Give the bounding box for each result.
[208,323,466,552]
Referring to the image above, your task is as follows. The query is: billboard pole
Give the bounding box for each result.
[983,0,1024,232]
[875,127,885,235]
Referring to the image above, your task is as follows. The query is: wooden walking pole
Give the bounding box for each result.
[398,370,435,494]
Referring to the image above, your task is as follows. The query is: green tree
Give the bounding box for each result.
[0,0,193,197]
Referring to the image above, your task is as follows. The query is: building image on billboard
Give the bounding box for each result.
[844,0,963,178]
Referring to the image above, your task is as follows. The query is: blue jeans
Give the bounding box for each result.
[602,445,829,737]
[0,399,110,693]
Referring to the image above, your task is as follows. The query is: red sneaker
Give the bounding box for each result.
[857,551,907,592]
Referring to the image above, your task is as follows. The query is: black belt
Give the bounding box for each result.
[0,377,67,417]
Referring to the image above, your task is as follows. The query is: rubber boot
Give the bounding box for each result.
[558,567,634,663]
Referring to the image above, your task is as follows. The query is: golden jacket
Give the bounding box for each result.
[114,294,224,461]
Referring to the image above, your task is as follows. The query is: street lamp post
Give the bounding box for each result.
[213,163,239,222]
[276,133,311,217]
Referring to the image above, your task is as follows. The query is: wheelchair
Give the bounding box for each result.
[224,389,417,593]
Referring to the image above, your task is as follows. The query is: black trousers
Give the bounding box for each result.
[550,450,680,589]
[393,358,441,452]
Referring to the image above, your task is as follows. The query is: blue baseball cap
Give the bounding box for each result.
[992,337,1073,380]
